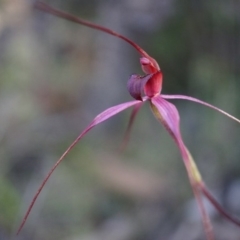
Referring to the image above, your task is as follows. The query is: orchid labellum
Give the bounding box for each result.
[17,2,240,239]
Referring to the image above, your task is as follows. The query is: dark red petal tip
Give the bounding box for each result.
[144,71,162,98]
[140,57,160,74]
[127,71,162,100]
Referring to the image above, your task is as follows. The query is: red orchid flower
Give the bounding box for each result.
[18,2,240,239]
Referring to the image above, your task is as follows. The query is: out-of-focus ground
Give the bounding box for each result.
[0,0,240,239]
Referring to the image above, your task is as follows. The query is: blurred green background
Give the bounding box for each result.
[0,0,240,239]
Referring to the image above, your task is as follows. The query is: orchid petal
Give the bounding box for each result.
[144,71,163,98]
[120,102,143,151]
[127,74,153,100]
[161,94,240,124]
[17,99,143,234]
[127,71,162,100]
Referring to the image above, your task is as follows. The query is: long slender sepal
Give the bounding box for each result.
[34,1,152,60]
[151,95,240,238]
[161,94,240,124]
[192,186,215,240]
[17,100,143,234]
[199,183,240,227]
[120,102,143,151]
[150,95,214,240]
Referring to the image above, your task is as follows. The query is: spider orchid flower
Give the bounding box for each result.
[18,2,240,239]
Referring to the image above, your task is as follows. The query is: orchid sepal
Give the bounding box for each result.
[150,95,240,234]
[17,99,145,234]
[162,94,240,124]
[120,102,144,151]
[150,95,213,239]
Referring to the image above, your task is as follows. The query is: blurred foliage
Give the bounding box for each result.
[0,177,19,228]
[0,0,240,239]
